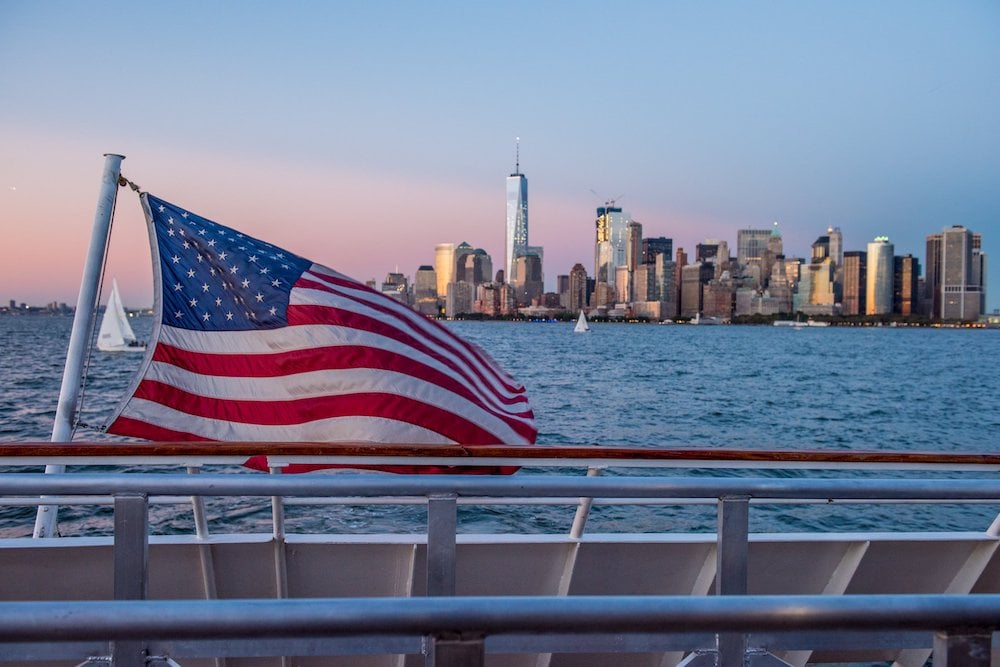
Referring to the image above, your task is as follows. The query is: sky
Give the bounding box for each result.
[1,1,998,311]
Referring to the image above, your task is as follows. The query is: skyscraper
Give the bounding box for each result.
[434,243,455,297]
[505,143,528,286]
[927,225,984,321]
[736,229,772,266]
[866,236,894,315]
[593,205,630,306]
[842,251,866,316]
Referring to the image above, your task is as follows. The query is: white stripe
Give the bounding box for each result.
[157,323,532,419]
[140,360,532,443]
[120,398,456,444]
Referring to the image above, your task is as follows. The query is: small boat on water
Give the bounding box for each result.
[573,310,590,333]
[96,278,146,352]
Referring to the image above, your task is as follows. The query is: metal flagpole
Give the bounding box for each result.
[34,153,125,538]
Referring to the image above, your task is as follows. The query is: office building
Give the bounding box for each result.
[737,229,773,267]
[893,255,920,316]
[505,147,529,285]
[568,263,588,312]
[642,237,672,265]
[866,236,894,315]
[926,226,984,321]
[593,205,631,306]
[434,243,455,297]
[841,251,866,316]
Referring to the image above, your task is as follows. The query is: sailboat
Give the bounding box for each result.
[96,279,146,352]
[574,310,590,333]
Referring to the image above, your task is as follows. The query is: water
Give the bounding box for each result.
[0,316,997,536]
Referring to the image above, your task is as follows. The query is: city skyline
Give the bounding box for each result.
[1,2,998,310]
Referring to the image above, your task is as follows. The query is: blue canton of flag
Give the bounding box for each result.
[150,195,311,331]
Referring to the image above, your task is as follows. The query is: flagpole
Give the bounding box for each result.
[34,153,125,538]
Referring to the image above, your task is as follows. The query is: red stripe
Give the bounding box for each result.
[107,415,210,442]
[295,273,523,394]
[130,380,509,444]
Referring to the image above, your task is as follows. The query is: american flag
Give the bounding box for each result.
[106,194,536,468]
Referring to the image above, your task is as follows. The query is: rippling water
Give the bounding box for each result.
[0,316,997,536]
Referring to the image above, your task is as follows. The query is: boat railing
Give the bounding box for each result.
[1,443,998,665]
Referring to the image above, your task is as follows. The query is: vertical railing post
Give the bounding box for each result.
[933,628,992,667]
[717,495,750,667]
[426,493,458,597]
[112,492,149,667]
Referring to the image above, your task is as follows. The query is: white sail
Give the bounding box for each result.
[574,310,590,333]
[97,279,145,352]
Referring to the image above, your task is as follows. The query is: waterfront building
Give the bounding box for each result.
[893,254,920,316]
[702,276,735,319]
[762,223,784,285]
[413,265,438,317]
[625,220,643,302]
[737,228,773,267]
[514,253,543,306]
[568,264,588,313]
[446,281,473,318]
[633,264,655,302]
[828,226,844,270]
[593,205,631,307]
[795,257,836,315]
[381,272,409,305]
[841,251,867,316]
[505,148,529,286]
[453,242,474,283]
[767,256,794,313]
[680,262,714,318]
[925,226,984,321]
[434,243,455,297]
[866,236,894,315]
[655,255,679,318]
[642,237,672,265]
[462,249,492,288]
[474,283,501,317]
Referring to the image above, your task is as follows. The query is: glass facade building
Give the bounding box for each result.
[866,236,894,315]
[505,172,528,285]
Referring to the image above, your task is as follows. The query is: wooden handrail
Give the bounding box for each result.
[0,441,998,466]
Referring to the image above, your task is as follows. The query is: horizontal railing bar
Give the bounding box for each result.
[5,495,997,511]
[0,473,997,501]
[2,441,998,467]
[0,596,997,643]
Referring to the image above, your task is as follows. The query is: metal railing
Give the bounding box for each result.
[0,470,997,665]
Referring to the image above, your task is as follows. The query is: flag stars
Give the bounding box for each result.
[187,269,196,278]
[201,283,210,292]
[218,251,228,261]
[230,265,239,274]
[189,298,198,307]
[248,255,258,263]
[215,297,223,307]
[207,239,216,247]
[241,279,250,288]
[225,311,234,321]
[173,282,183,291]
[171,255,181,264]
[255,292,265,302]
[260,267,270,275]
[268,306,277,316]
[202,312,211,322]
[271,278,281,287]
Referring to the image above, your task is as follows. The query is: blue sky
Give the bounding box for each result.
[1,1,998,310]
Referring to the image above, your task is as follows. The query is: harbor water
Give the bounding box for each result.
[0,315,998,536]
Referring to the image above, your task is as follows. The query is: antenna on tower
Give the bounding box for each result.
[515,137,520,175]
